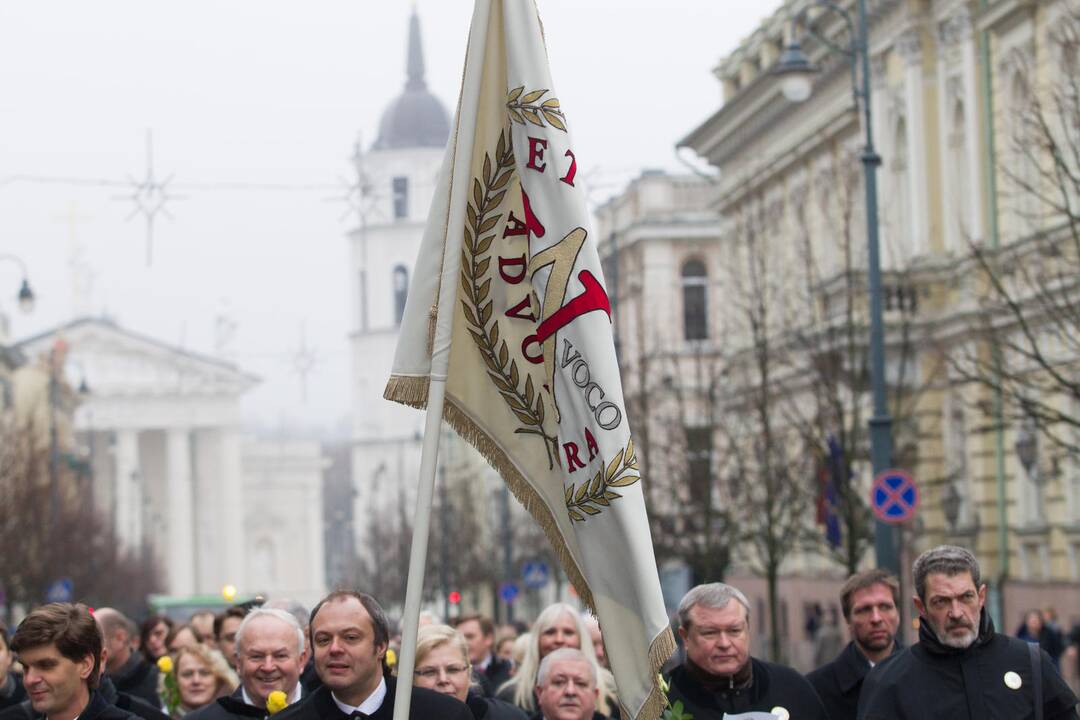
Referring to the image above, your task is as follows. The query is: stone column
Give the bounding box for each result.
[219,430,246,593]
[898,27,929,258]
[114,430,139,550]
[166,428,196,595]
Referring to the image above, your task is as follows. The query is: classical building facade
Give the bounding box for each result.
[16,317,327,606]
[596,170,849,668]
[677,0,1080,631]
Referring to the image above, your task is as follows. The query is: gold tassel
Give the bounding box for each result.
[442,396,594,611]
[634,627,678,720]
[383,375,430,409]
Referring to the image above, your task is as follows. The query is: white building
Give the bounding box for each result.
[349,10,450,556]
[16,317,327,607]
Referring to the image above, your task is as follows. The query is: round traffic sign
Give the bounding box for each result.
[499,582,520,603]
[870,469,919,524]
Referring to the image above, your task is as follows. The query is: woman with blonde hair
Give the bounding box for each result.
[496,603,618,717]
[413,624,525,720]
[161,643,238,717]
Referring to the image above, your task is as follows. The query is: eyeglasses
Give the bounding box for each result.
[414,664,470,680]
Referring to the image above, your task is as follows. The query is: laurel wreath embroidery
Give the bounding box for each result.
[460,128,560,469]
[506,87,567,132]
[564,440,640,522]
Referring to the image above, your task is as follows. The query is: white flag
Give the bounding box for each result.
[385,3,674,718]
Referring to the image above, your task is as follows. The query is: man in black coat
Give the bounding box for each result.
[857,545,1079,719]
[274,591,471,720]
[187,608,310,720]
[806,569,902,720]
[94,609,160,709]
[7,603,138,720]
[455,615,512,698]
[665,583,829,720]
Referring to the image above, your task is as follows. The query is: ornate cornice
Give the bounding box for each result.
[937,8,974,48]
[896,26,923,65]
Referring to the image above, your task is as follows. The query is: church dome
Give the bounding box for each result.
[372,11,450,151]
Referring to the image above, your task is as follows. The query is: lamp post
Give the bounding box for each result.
[0,254,36,344]
[774,0,898,575]
[1014,416,1044,519]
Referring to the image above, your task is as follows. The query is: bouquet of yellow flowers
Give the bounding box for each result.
[157,656,181,716]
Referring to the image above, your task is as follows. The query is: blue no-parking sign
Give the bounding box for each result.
[499,582,520,603]
[871,469,919,524]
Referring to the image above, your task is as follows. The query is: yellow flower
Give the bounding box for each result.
[156,656,174,674]
[266,691,288,715]
[385,648,397,667]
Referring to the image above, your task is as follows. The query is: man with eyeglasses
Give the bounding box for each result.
[533,648,599,720]
[665,583,828,719]
[187,608,306,720]
[857,545,1078,719]
[806,569,902,720]
[274,591,471,720]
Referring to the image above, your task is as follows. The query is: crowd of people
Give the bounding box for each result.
[0,544,1078,719]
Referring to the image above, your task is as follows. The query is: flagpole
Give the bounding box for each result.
[392,1,492,715]
[392,377,447,720]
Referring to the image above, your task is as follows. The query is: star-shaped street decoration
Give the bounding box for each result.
[116,130,182,266]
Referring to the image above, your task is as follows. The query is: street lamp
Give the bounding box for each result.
[774,0,898,574]
[942,481,961,533]
[0,254,36,314]
[1014,416,1045,519]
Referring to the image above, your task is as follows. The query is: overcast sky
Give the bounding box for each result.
[0,0,783,436]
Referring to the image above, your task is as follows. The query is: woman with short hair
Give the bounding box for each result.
[413,624,525,720]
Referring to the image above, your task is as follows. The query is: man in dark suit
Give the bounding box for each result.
[454,615,512,697]
[275,591,470,720]
[7,603,137,720]
[94,610,159,709]
[806,569,901,720]
[187,608,308,720]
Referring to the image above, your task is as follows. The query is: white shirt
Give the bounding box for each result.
[331,676,387,716]
[241,684,302,710]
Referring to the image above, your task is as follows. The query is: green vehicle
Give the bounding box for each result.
[147,593,260,621]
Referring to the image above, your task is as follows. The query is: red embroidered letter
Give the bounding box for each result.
[563,442,586,472]
[498,255,528,283]
[527,137,548,173]
[560,149,577,187]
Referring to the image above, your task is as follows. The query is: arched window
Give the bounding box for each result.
[392,265,409,326]
[681,259,708,341]
[889,117,911,264]
[946,100,970,253]
[1008,70,1037,238]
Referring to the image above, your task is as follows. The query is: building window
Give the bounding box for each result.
[946,100,970,252]
[681,259,708,341]
[1020,541,1049,581]
[889,118,911,264]
[685,426,712,505]
[393,265,409,326]
[393,176,409,220]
